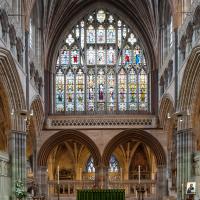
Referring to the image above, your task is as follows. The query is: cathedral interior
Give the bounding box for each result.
[0,0,200,200]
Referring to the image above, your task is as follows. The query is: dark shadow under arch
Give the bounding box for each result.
[102,129,166,167]
[38,130,101,166]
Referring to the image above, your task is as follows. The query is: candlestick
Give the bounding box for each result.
[138,165,141,184]
[120,167,123,181]
[57,166,59,185]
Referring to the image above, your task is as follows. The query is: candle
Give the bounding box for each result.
[120,168,123,181]
[138,165,140,184]
[57,166,59,185]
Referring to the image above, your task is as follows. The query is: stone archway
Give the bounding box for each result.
[37,130,101,196]
[102,129,167,199]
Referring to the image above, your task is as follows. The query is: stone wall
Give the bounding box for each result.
[0,151,11,200]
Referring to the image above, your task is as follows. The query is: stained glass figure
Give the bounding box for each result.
[139,69,148,111]
[97,10,106,23]
[109,155,120,172]
[97,25,105,43]
[56,69,64,112]
[97,69,105,111]
[107,25,116,43]
[87,25,95,43]
[86,157,95,172]
[60,46,69,65]
[123,46,132,66]
[87,69,95,111]
[66,34,75,46]
[66,69,75,111]
[128,68,137,111]
[107,46,115,65]
[87,46,95,65]
[71,46,79,65]
[97,47,105,65]
[134,45,142,65]
[118,68,127,111]
[107,69,116,112]
[76,69,85,111]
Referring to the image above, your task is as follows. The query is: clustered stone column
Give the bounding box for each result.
[193,152,200,199]
[156,165,167,200]
[176,119,194,200]
[8,113,27,200]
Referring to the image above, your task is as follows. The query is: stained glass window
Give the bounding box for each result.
[55,9,150,114]
[109,155,120,172]
[86,157,95,172]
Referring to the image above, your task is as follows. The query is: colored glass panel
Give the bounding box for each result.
[87,46,95,65]
[56,69,64,112]
[60,47,69,65]
[123,46,132,66]
[87,69,95,111]
[87,25,95,43]
[66,69,75,111]
[66,34,74,46]
[118,68,127,111]
[76,69,85,111]
[109,155,120,172]
[107,25,116,43]
[86,157,95,172]
[71,46,79,65]
[97,10,106,23]
[97,68,106,111]
[139,69,148,111]
[97,47,105,65]
[133,45,142,65]
[97,25,105,43]
[107,46,115,65]
[107,69,116,112]
[128,68,137,111]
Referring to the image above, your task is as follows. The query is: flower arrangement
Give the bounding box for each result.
[15,179,26,199]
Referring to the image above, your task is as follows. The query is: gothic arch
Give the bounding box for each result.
[159,94,175,129]
[178,46,200,112]
[178,46,200,148]
[0,48,26,123]
[102,129,166,167]
[37,130,101,167]
[0,83,11,151]
[29,95,44,135]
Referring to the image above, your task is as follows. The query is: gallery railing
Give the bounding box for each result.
[48,179,156,199]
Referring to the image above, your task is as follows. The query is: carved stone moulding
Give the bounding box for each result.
[46,115,157,129]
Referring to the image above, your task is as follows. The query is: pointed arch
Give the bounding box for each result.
[102,129,166,167]
[38,130,101,167]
